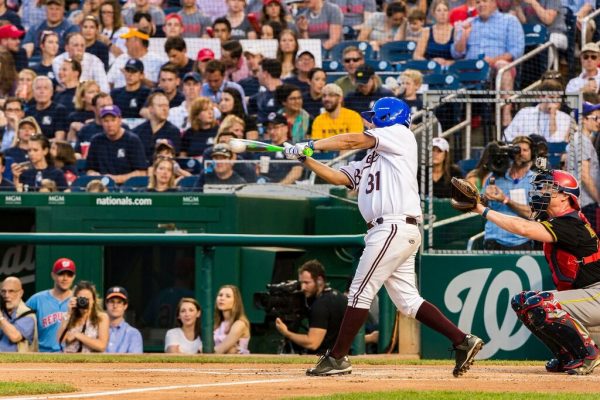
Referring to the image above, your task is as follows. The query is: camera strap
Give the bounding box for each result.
[77,318,88,353]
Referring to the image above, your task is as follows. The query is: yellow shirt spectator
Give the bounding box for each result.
[311,107,364,139]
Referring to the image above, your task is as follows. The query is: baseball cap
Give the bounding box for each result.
[322,83,343,97]
[583,101,600,115]
[263,0,281,4]
[18,116,42,134]
[100,105,122,118]
[46,0,65,6]
[432,137,449,152]
[581,42,600,54]
[165,13,183,24]
[105,286,129,302]
[296,50,315,60]
[197,48,215,62]
[183,71,201,83]
[120,28,150,41]
[0,24,24,40]
[355,65,375,85]
[211,143,233,159]
[123,58,144,72]
[243,45,263,57]
[155,139,175,151]
[266,112,288,126]
[52,258,76,274]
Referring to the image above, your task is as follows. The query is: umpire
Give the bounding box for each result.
[469,169,600,375]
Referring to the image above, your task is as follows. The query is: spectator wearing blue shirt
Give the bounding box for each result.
[248,58,283,124]
[201,59,246,111]
[105,286,143,353]
[86,105,148,185]
[0,152,15,191]
[110,59,151,119]
[54,58,82,117]
[22,0,79,59]
[133,92,181,160]
[0,276,36,352]
[25,258,76,352]
[451,0,524,126]
[26,76,68,140]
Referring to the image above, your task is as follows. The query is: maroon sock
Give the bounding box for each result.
[415,301,466,346]
[330,306,370,359]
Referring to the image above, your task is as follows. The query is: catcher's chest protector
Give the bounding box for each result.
[544,212,600,291]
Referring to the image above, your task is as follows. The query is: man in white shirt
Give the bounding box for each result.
[504,80,572,143]
[168,72,201,131]
[107,28,166,89]
[566,42,600,94]
[52,32,110,93]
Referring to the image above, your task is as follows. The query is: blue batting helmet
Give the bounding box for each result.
[360,97,411,128]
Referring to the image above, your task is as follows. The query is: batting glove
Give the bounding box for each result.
[283,142,301,160]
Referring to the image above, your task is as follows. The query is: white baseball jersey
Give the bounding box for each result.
[339,125,422,222]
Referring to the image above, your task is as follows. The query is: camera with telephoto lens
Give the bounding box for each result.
[76,296,89,309]
[254,280,308,326]
[486,142,521,176]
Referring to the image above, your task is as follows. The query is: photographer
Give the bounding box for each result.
[0,277,36,352]
[57,281,109,353]
[275,260,347,354]
[482,136,538,250]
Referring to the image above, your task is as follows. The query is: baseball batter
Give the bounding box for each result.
[284,97,483,377]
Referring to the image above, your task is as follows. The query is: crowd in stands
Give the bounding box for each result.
[0,258,251,354]
[0,0,592,197]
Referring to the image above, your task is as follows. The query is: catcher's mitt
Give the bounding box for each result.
[450,177,488,212]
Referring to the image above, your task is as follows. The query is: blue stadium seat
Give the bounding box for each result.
[175,158,202,175]
[329,41,374,61]
[423,73,460,90]
[342,25,358,40]
[3,156,13,182]
[547,141,568,154]
[323,60,343,72]
[120,176,150,192]
[365,59,395,71]
[458,158,479,175]
[397,59,442,75]
[523,23,548,47]
[70,175,116,192]
[447,58,490,89]
[379,41,417,63]
[178,176,200,191]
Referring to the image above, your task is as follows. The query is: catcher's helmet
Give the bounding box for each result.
[529,169,580,219]
[360,97,411,128]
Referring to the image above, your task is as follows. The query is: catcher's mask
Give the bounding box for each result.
[529,169,580,219]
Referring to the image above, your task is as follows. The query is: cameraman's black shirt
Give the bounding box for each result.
[308,288,347,355]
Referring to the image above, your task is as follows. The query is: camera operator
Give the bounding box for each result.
[482,136,538,250]
[57,281,109,353]
[275,260,347,354]
[0,276,36,352]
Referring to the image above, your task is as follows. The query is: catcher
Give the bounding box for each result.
[451,170,600,375]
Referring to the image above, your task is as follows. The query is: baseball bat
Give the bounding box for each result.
[229,139,314,156]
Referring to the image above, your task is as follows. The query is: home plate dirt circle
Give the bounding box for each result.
[0,362,598,399]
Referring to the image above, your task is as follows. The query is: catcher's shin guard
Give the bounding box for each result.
[522,292,598,371]
[512,291,574,372]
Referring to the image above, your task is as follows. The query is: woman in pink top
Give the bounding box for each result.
[213,285,250,354]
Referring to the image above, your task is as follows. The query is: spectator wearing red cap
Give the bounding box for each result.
[195,47,215,77]
[105,286,143,353]
[26,258,77,352]
[0,24,27,72]
[163,13,184,38]
[177,0,212,38]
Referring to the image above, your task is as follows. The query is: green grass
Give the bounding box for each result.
[290,391,595,400]
[0,353,545,366]
[0,381,77,396]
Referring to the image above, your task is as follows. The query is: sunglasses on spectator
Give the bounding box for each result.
[582,54,598,60]
[344,57,362,63]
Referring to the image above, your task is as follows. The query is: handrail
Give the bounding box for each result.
[467,231,485,252]
[581,8,600,47]
[495,41,558,137]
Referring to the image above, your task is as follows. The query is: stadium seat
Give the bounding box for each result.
[70,175,116,192]
[120,176,150,192]
[3,156,13,182]
[447,58,490,89]
[178,176,200,191]
[342,25,358,40]
[175,158,202,175]
[323,60,343,73]
[423,73,460,90]
[329,41,374,61]
[458,158,479,175]
[379,41,417,63]
[365,59,395,72]
[523,23,548,47]
[396,59,442,75]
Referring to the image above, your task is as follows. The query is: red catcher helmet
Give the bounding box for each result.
[529,169,580,218]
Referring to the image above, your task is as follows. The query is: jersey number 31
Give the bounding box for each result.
[365,171,380,194]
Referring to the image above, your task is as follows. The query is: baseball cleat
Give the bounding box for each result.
[306,351,352,376]
[452,334,484,377]
[566,355,600,375]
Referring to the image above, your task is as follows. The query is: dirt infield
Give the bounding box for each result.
[1,358,599,400]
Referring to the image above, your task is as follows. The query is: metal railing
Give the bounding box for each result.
[581,8,600,46]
